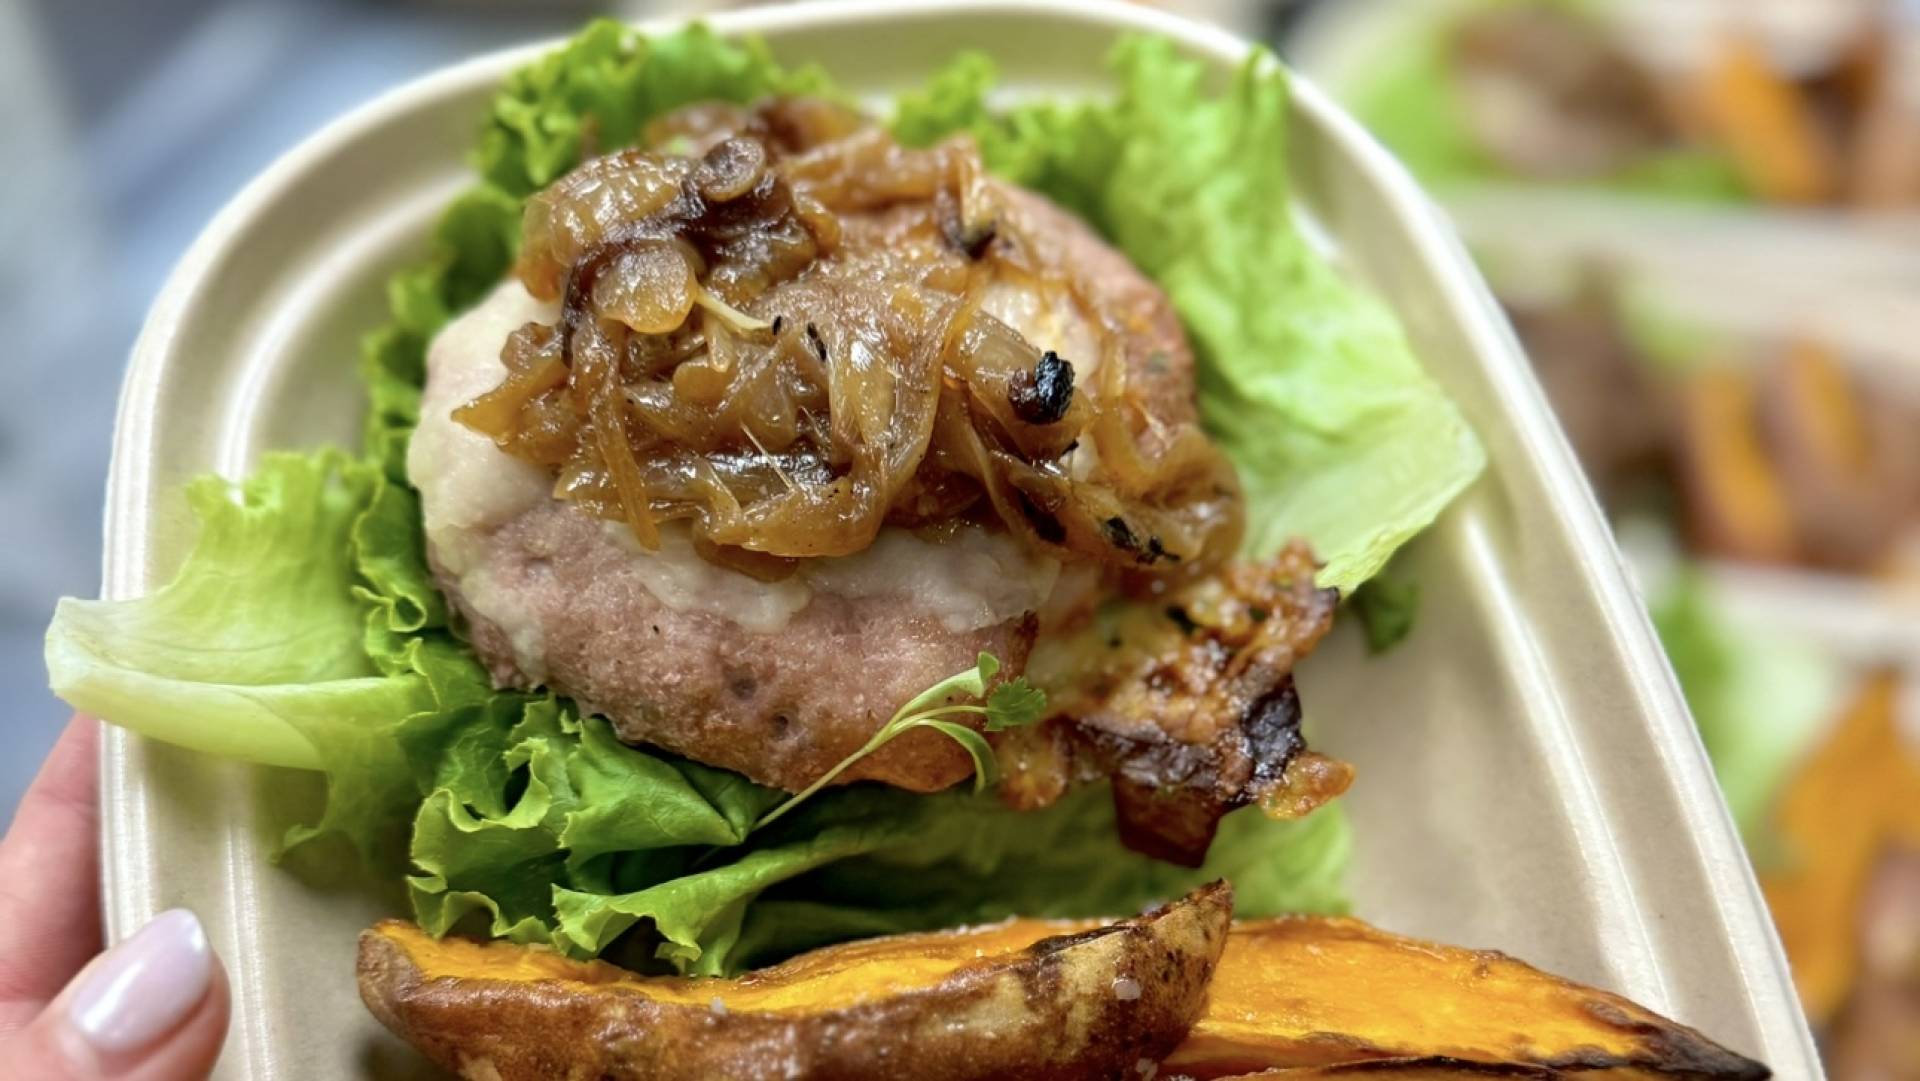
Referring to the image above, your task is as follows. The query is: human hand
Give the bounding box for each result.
[0,717,230,1079]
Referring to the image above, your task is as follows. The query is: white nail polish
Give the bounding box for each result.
[67,908,214,1055]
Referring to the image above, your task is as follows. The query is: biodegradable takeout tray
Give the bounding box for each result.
[98,1,1820,1077]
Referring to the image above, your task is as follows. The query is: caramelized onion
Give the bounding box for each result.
[591,241,698,334]
[459,98,1245,572]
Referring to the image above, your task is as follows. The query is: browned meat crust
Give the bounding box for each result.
[1005,540,1351,865]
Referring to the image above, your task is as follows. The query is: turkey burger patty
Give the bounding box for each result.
[410,98,1232,795]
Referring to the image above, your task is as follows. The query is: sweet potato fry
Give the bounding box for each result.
[1690,37,1838,204]
[1760,673,1915,1024]
[358,881,1231,1081]
[1758,341,1903,571]
[1163,917,1769,1080]
[1674,367,1798,565]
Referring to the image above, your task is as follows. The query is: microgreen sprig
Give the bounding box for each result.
[752,653,1047,832]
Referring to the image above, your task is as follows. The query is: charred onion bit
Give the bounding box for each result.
[1008,541,1353,866]
[939,193,998,259]
[456,98,1243,571]
[1007,350,1075,426]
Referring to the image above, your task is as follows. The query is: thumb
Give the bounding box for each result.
[2,909,229,1080]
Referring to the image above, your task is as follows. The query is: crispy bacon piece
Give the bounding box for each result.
[1008,540,1353,865]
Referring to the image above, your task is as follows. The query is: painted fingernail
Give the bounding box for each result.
[67,909,213,1055]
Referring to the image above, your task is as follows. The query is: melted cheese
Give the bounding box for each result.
[409,281,1058,658]
[408,282,558,677]
[598,521,813,632]
[801,527,1057,633]
[408,283,556,545]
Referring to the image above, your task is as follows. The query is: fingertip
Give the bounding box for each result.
[133,915,232,1079]
[154,951,232,1080]
[7,908,232,1080]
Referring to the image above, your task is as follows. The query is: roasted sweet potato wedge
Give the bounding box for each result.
[358,881,1231,1081]
[1163,917,1769,1080]
[362,889,1765,1081]
[1217,1064,1558,1080]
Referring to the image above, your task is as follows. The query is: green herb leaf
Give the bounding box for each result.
[985,678,1047,731]
[921,721,999,792]
[895,651,997,718]
[754,652,1038,829]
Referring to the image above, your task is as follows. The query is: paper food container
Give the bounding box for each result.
[96,0,1818,1077]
